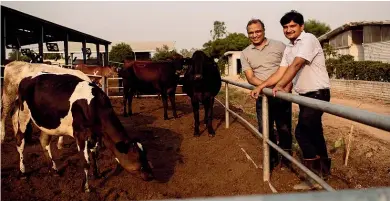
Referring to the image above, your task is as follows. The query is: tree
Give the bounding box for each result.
[179,48,197,58]
[8,49,30,61]
[202,32,250,59]
[210,21,227,41]
[304,19,331,38]
[109,42,134,63]
[151,45,181,61]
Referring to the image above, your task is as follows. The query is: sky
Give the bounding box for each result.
[2,1,390,51]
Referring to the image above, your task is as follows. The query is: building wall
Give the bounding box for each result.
[226,52,242,76]
[363,40,390,63]
[330,79,390,101]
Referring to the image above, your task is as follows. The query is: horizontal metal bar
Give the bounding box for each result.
[107,77,122,80]
[214,98,335,192]
[151,187,390,201]
[221,78,390,132]
[85,74,103,78]
[108,86,123,89]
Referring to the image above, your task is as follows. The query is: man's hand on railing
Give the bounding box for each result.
[272,84,288,97]
[250,85,263,99]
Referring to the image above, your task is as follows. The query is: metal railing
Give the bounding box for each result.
[221,78,390,192]
[152,187,390,201]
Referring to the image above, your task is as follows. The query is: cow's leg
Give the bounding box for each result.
[1,91,15,143]
[191,98,200,136]
[161,92,169,120]
[12,102,31,176]
[57,136,64,149]
[39,133,59,174]
[123,87,129,117]
[206,97,216,136]
[127,88,135,116]
[89,137,100,179]
[168,90,178,119]
[202,98,209,125]
[75,133,92,193]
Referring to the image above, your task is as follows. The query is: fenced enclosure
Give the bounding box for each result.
[1,62,390,200]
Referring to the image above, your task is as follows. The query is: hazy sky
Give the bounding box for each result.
[2,1,390,50]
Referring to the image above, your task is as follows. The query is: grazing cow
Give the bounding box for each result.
[13,72,154,192]
[182,51,222,137]
[0,61,94,150]
[119,58,185,120]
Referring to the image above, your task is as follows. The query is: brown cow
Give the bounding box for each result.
[75,64,117,87]
[119,57,185,120]
[13,72,154,192]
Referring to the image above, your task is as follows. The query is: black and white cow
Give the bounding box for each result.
[13,72,154,192]
[1,61,94,150]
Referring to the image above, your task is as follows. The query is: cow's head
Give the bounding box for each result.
[114,139,154,181]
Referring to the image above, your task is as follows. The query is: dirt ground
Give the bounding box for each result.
[1,93,390,200]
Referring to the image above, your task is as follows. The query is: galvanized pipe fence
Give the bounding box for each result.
[221,78,390,193]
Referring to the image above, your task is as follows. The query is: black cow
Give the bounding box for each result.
[13,72,154,192]
[119,57,185,120]
[182,51,222,137]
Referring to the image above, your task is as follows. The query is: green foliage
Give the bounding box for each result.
[8,49,30,61]
[210,21,227,40]
[304,19,331,38]
[151,45,181,61]
[217,58,228,75]
[323,43,338,59]
[326,54,390,82]
[202,32,250,59]
[109,42,134,63]
[44,53,62,60]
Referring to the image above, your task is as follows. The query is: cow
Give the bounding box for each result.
[119,57,185,120]
[12,72,154,192]
[0,61,95,150]
[182,51,222,137]
[74,64,117,87]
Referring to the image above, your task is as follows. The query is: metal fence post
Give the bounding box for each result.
[262,94,270,182]
[225,82,229,128]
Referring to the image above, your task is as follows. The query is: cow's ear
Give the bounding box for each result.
[115,141,130,154]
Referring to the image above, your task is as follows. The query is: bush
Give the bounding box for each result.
[326,55,390,82]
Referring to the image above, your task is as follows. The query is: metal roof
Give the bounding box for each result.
[318,20,390,42]
[1,5,111,48]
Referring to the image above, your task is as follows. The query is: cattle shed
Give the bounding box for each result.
[1,5,111,66]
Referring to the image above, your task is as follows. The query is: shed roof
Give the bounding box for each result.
[1,5,111,48]
[318,20,390,42]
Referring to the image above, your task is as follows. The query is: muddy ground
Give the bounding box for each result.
[1,94,390,201]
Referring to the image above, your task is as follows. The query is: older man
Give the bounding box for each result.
[241,19,293,171]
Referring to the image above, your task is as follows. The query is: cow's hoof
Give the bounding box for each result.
[204,120,208,125]
[173,114,179,119]
[164,116,169,120]
[194,132,200,137]
[208,133,215,137]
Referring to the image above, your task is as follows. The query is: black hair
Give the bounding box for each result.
[280,10,304,26]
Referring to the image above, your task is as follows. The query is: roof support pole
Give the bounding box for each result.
[96,43,100,65]
[38,25,44,63]
[64,33,69,65]
[82,39,86,64]
[1,15,6,65]
[104,44,109,66]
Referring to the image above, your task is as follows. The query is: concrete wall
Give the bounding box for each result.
[227,52,242,76]
[330,79,390,101]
